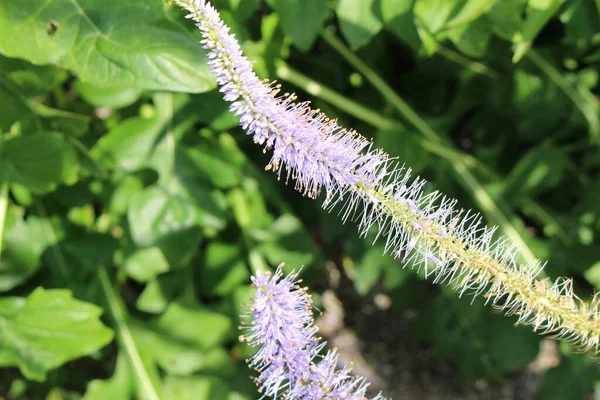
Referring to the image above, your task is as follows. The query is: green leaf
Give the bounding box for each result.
[488,317,538,372]
[84,354,133,400]
[449,17,493,58]
[583,259,600,290]
[505,146,569,197]
[181,145,242,189]
[0,0,215,92]
[200,242,249,296]
[348,239,386,295]
[162,376,231,399]
[375,129,430,175]
[132,320,233,376]
[258,214,319,268]
[0,55,68,98]
[0,133,64,193]
[561,0,600,42]
[228,0,259,22]
[122,247,170,283]
[414,0,462,33]
[127,185,205,269]
[487,1,526,41]
[0,209,50,292]
[336,0,383,50]
[273,0,329,51]
[381,0,421,50]
[136,271,184,314]
[73,81,143,109]
[446,0,498,28]
[91,116,165,172]
[513,0,565,63]
[0,78,41,134]
[0,288,114,381]
[537,356,600,400]
[152,301,233,350]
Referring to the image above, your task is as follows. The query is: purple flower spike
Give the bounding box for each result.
[175,0,600,365]
[240,265,385,399]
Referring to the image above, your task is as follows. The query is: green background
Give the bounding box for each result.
[0,0,600,398]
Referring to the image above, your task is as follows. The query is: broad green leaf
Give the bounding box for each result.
[0,288,113,381]
[505,146,569,196]
[381,0,421,50]
[73,81,143,109]
[181,145,242,189]
[136,271,185,314]
[583,259,600,289]
[132,321,233,376]
[227,180,273,230]
[449,16,493,58]
[446,0,498,27]
[152,301,233,350]
[0,0,215,92]
[122,247,170,283]
[488,317,538,372]
[487,1,526,41]
[414,0,462,33]
[0,55,68,98]
[228,0,259,21]
[513,0,565,63]
[200,242,249,296]
[110,175,144,217]
[0,209,50,292]
[375,129,430,175]
[336,0,383,50]
[91,115,165,171]
[537,356,600,400]
[347,239,386,295]
[84,354,133,400]
[273,0,329,51]
[0,78,41,134]
[0,133,64,193]
[258,214,319,268]
[162,376,231,399]
[561,0,600,42]
[127,184,205,268]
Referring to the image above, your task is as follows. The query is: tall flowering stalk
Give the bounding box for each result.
[174,0,600,356]
[241,265,384,399]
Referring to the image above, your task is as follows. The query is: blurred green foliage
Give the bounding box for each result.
[0,0,599,399]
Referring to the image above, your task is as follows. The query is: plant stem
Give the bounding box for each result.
[0,182,9,262]
[435,45,500,79]
[322,28,440,143]
[276,62,493,177]
[277,62,405,132]
[36,200,161,400]
[526,49,600,144]
[321,29,540,266]
[98,267,162,400]
[278,61,570,248]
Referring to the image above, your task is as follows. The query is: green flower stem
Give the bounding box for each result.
[321,28,540,267]
[526,49,600,144]
[0,182,9,261]
[98,267,162,400]
[435,45,500,79]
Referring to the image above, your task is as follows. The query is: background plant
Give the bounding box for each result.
[0,0,599,399]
